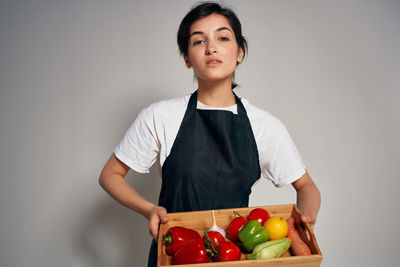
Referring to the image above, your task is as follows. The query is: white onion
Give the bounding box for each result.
[208,210,226,238]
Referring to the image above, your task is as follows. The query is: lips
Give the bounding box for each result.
[206,58,222,66]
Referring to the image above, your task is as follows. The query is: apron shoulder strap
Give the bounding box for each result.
[188,90,198,110]
[233,92,247,116]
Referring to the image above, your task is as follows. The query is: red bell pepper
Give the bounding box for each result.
[173,237,211,264]
[163,226,201,256]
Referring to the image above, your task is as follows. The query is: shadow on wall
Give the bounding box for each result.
[71,86,187,267]
[75,167,162,267]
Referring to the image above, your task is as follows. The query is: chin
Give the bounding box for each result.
[198,72,233,83]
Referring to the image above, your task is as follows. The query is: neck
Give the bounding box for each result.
[197,78,236,107]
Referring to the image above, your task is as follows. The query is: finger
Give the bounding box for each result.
[148,215,160,238]
[159,209,169,223]
[149,228,158,240]
[148,222,159,240]
[301,215,310,223]
[301,215,316,234]
[305,227,311,241]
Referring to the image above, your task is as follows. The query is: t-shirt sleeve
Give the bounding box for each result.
[259,122,306,187]
[114,106,160,173]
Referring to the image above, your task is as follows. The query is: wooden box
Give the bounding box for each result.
[157,204,322,267]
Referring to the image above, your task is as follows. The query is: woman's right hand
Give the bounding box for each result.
[147,205,169,240]
[99,154,169,240]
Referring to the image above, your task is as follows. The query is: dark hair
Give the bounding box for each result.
[177,2,248,89]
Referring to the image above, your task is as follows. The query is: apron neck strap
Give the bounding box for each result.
[188,90,247,115]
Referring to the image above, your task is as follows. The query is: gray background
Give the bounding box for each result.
[1,0,399,266]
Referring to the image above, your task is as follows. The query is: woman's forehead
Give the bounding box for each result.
[190,13,233,34]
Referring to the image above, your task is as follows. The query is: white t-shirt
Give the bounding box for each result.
[114,94,306,187]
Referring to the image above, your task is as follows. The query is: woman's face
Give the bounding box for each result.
[184,13,244,84]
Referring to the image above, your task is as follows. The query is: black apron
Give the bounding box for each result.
[148,91,261,267]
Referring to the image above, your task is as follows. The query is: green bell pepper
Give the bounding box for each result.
[238,220,270,252]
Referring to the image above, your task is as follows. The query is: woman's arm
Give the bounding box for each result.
[292,171,321,228]
[99,153,168,239]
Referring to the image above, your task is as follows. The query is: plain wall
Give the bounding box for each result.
[1,0,399,266]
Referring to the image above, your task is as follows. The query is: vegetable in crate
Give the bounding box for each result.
[204,228,241,262]
[238,220,270,252]
[227,211,248,242]
[216,241,241,262]
[173,237,210,265]
[264,216,288,240]
[247,238,292,260]
[248,208,270,225]
[203,228,225,252]
[163,226,201,255]
[286,217,311,256]
[209,210,226,237]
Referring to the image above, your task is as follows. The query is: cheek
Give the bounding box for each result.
[224,48,241,67]
[187,48,201,63]
[223,44,240,59]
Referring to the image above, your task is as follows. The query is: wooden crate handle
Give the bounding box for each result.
[291,205,321,255]
[302,220,321,253]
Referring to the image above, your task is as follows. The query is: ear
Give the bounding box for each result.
[237,48,244,64]
[184,56,192,69]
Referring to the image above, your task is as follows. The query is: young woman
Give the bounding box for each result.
[99,2,321,266]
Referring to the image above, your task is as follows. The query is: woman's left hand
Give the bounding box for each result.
[301,214,316,230]
[292,170,321,230]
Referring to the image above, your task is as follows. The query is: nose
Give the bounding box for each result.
[205,40,217,55]
[206,48,216,55]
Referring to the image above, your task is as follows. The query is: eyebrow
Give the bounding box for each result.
[190,26,232,37]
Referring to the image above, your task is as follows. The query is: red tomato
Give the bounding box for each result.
[227,216,248,242]
[203,230,225,251]
[248,208,270,225]
[216,241,241,262]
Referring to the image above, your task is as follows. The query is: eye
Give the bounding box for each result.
[219,36,230,41]
[192,40,204,46]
